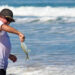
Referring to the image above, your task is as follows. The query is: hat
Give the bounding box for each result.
[0,8,15,22]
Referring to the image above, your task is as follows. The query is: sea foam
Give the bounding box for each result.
[0,5,75,17]
[7,65,75,75]
[0,5,75,23]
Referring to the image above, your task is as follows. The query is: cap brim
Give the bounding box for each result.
[5,16,15,22]
[10,18,15,22]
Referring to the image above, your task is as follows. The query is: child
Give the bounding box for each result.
[0,8,25,75]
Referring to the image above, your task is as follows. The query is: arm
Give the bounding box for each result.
[1,24,25,42]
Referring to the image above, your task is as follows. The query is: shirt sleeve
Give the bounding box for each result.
[0,21,3,27]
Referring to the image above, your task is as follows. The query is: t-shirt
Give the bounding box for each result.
[0,21,11,70]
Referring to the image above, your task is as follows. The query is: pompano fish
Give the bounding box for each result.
[21,42,29,60]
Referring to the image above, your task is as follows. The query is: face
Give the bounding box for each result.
[0,17,8,24]
[0,16,12,25]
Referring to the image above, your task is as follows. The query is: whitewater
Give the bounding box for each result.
[0,5,75,23]
[0,5,75,17]
[7,65,75,75]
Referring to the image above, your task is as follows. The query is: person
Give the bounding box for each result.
[0,8,25,75]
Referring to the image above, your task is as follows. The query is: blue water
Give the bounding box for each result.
[9,22,75,65]
[0,0,75,75]
[0,0,75,7]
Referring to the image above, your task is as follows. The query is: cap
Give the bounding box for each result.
[0,8,15,22]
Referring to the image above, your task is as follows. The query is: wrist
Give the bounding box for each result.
[17,32,21,36]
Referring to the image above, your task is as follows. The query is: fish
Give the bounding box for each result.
[21,42,29,60]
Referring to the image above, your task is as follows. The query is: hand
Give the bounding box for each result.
[9,54,17,62]
[19,33,25,42]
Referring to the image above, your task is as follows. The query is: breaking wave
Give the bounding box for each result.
[0,5,75,23]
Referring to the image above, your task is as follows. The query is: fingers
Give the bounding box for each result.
[9,55,17,62]
[12,56,17,62]
[19,33,25,42]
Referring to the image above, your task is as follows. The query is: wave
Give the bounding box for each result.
[15,17,75,24]
[0,5,75,23]
[7,65,75,75]
[0,5,75,17]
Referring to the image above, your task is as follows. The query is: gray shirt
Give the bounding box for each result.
[0,21,11,70]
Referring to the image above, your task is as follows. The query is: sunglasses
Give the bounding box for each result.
[6,17,13,22]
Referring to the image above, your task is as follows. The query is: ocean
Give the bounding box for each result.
[0,0,75,75]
